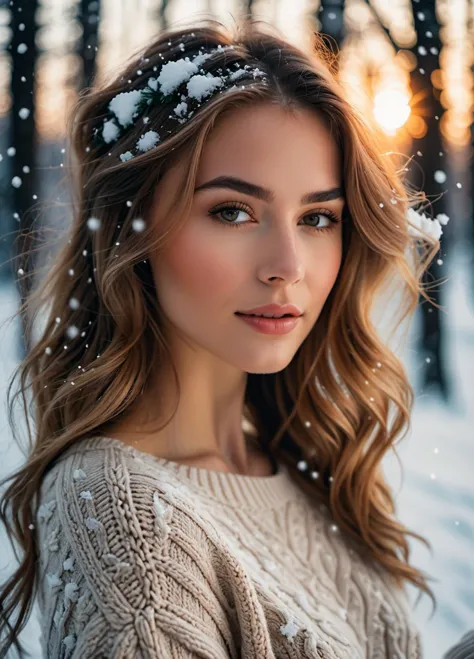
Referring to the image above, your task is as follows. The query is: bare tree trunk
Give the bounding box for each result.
[467,1,474,303]
[408,0,452,401]
[316,0,347,66]
[77,0,102,90]
[246,0,254,20]
[155,0,170,31]
[9,0,40,360]
[356,0,452,400]
[470,116,474,302]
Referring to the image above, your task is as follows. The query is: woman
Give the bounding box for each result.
[0,18,440,659]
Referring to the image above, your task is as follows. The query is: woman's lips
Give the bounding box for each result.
[235,313,301,335]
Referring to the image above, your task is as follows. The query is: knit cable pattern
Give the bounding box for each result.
[35,436,424,658]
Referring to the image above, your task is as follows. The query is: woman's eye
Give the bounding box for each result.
[306,213,331,228]
[208,203,253,227]
[217,208,249,224]
[208,203,340,232]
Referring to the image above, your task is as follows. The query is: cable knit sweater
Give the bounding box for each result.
[35,435,423,658]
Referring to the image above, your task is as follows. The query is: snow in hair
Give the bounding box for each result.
[97,44,268,159]
[407,207,449,241]
[186,73,225,101]
[102,119,120,144]
[108,89,143,128]
[158,58,200,96]
[136,130,160,152]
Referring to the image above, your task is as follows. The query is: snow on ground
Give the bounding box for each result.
[381,244,474,658]
[0,245,473,658]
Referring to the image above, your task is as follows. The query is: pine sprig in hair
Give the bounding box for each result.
[92,44,270,161]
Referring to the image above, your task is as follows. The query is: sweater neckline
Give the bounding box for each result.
[87,435,299,509]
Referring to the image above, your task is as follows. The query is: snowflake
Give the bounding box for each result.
[38,500,56,523]
[85,516,102,531]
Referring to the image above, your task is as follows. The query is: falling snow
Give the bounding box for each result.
[87,217,101,231]
[132,218,145,232]
[434,170,447,184]
[66,326,79,339]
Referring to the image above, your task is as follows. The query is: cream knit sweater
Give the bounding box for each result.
[35,435,423,658]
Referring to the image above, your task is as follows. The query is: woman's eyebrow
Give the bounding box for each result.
[194,175,345,204]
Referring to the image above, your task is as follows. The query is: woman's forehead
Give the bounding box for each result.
[195,106,342,196]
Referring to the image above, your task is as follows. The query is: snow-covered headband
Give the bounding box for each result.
[92,43,270,161]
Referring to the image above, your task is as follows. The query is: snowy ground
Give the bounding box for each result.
[381,245,474,658]
[0,247,473,658]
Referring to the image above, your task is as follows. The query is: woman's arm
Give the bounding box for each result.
[443,630,474,659]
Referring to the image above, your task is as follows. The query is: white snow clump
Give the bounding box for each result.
[407,208,449,241]
[186,73,224,101]
[109,89,143,128]
[136,130,160,152]
[102,119,120,143]
[158,58,199,95]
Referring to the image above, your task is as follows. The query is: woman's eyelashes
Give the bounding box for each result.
[207,200,341,233]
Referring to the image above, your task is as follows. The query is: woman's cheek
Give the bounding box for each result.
[165,226,243,295]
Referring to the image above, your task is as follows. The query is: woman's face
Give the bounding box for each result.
[149,101,345,375]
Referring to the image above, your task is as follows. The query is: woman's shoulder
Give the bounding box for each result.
[36,434,233,604]
[39,435,206,533]
[42,434,186,493]
[35,436,243,658]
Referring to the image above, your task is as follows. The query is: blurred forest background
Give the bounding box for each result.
[0,0,473,657]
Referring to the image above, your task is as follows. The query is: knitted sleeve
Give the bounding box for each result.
[442,630,474,659]
[35,445,238,659]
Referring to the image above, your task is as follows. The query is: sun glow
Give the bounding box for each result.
[373,89,411,135]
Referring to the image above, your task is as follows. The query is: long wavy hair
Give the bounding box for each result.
[0,18,439,658]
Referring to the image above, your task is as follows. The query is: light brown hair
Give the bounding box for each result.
[0,18,438,658]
